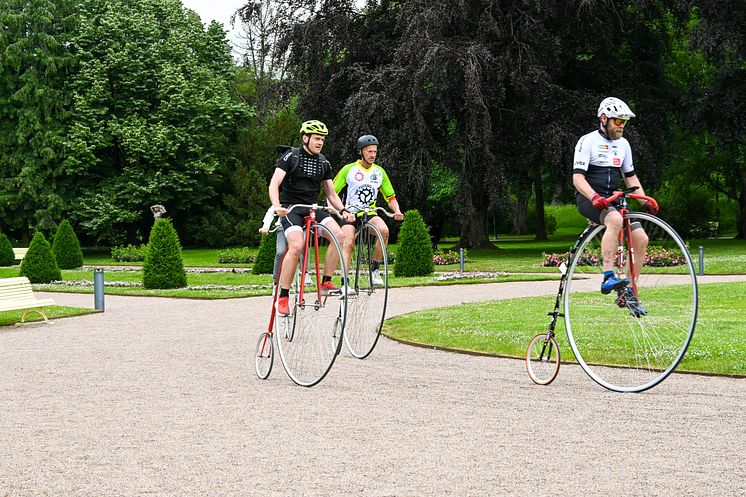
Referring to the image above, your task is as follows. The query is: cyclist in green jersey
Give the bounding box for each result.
[333,135,404,286]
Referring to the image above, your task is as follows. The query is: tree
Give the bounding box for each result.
[62,0,252,244]
[394,210,433,277]
[143,218,187,289]
[0,0,78,241]
[0,234,15,267]
[51,220,84,269]
[686,0,746,238]
[20,232,61,283]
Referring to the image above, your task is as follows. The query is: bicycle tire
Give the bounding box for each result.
[275,222,347,387]
[343,222,388,359]
[526,333,561,385]
[254,332,273,380]
[564,213,698,392]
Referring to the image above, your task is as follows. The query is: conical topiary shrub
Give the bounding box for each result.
[19,232,62,283]
[394,209,434,277]
[253,230,277,275]
[143,218,187,289]
[0,233,14,266]
[51,220,84,269]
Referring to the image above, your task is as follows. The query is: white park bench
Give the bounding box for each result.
[0,277,56,324]
[13,247,28,261]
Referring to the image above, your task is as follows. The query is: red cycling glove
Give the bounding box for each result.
[591,193,609,211]
[641,200,659,215]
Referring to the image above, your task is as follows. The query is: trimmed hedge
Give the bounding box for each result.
[394,209,434,277]
[20,232,62,283]
[111,244,147,262]
[0,233,14,266]
[143,218,187,289]
[52,220,84,269]
[253,231,278,275]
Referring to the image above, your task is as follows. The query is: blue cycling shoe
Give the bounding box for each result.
[615,287,648,317]
[601,275,630,294]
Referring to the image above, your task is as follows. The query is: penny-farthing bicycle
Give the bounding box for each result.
[343,206,400,359]
[526,188,698,392]
[255,204,348,387]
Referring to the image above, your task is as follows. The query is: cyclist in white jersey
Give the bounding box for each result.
[334,135,404,286]
[573,97,658,305]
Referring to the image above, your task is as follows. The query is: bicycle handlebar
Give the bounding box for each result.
[346,205,400,219]
[605,190,659,212]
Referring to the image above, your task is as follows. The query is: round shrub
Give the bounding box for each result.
[51,220,84,269]
[20,232,62,283]
[0,233,14,266]
[394,209,434,277]
[143,218,187,289]
[253,231,278,275]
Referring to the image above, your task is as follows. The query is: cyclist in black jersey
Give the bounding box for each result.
[573,97,658,305]
[268,120,354,316]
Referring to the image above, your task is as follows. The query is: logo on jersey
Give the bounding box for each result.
[613,158,621,166]
[355,170,365,182]
[370,172,379,181]
[356,185,376,205]
[598,144,609,151]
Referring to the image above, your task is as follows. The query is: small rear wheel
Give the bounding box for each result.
[526,333,560,385]
[255,332,273,380]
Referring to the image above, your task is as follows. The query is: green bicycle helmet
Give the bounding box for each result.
[299,120,329,136]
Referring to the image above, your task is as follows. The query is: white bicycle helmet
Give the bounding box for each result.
[597,97,636,119]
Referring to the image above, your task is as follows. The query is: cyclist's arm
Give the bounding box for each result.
[573,173,598,200]
[623,174,646,198]
[323,179,346,212]
[268,168,287,214]
[259,206,275,233]
[387,197,403,218]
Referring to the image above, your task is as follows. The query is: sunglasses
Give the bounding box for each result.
[611,118,628,126]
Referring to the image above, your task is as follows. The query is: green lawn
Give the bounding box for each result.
[0,306,98,326]
[383,281,746,376]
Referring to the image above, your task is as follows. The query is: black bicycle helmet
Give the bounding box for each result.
[356,134,379,151]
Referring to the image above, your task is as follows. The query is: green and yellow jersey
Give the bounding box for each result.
[333,160,396,214]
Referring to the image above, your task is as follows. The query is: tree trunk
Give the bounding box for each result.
[459,208,494,249]
[533,167,548,241]
[738,176,746,239]
[512,191,530,235]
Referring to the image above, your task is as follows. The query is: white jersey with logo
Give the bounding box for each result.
[573,130,635,195]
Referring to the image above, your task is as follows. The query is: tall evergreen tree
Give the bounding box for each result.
[0,0,77,241]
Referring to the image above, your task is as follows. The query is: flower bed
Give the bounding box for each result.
[433,249,468,266]
[542,245,686,267]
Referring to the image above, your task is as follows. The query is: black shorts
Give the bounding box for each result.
[576,194,642,230]
[576,194,616,225]
[280,206,332,234]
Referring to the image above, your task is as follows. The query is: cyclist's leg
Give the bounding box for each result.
[340,223,357,275]
[368,215,389,264]
[318,214,351,280]
[629,223,649,279]
[273,225,287,284]
[279,227,303,291]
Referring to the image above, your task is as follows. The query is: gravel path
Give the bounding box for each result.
[2,275,745,496]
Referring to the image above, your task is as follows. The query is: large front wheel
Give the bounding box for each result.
[344,222,388,359]
[275,223,347,387]
[564,213,698,392]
